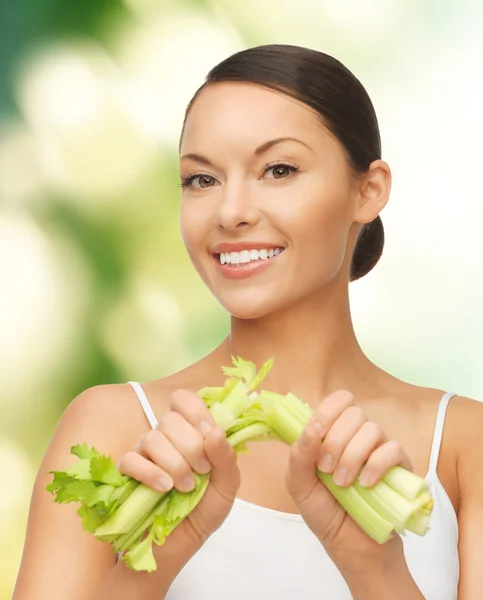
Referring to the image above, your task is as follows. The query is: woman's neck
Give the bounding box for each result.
[213,289,394,408]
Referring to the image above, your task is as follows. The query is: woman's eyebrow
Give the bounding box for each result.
[180,136,314,167]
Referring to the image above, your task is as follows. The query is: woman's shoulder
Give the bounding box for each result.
[387,383,483,463]
[64,357,219,455]
[446,393,483,455]
[60,382,156,459]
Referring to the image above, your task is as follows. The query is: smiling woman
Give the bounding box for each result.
[177,48,388,322]
[14,44,483,600]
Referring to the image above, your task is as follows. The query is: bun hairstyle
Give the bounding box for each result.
[181,44,385,282]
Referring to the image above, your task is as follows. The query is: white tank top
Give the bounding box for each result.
[127,382,459,599]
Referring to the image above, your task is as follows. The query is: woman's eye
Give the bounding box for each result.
[264,163,299,180]
[181,174,217,189]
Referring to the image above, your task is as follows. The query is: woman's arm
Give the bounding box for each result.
[343,555,425,600]
[454,397,483,599]
[90,526,201,600]
[13,384,195,600]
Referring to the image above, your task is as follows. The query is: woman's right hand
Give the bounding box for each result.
[117,389,241,548]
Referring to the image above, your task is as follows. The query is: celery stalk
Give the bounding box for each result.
[113,494,169,552]
[226,422,273,450]
[382,465,429,500]
[318,471,395,543]
[353,479,422,534]
[95,483,164,539]
[405,504,433,535]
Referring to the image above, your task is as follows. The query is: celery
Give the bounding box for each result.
[46,356,434,571]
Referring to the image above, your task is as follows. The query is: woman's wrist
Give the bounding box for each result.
[341,552,425,600]
[96,526,202,600]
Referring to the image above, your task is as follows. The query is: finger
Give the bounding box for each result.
[169,389,216,429]
[117,451,175,494]
[286,422,325,504]
[316,405,368,476]
[202,423,240,502]
[135,429,197,493]
[329,420,387,487]
[312,390,356,437]
[158,411,212,475]
[359,440,413,488]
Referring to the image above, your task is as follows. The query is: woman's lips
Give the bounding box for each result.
[214,250,284,280]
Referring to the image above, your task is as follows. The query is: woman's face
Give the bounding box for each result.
[178,82,363,319]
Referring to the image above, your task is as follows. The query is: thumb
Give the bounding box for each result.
[286,421,324,503]
[202,423,240,500]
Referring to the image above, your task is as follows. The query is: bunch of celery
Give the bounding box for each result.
[46,356,433,572]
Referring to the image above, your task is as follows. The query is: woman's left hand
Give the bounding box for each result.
[285,389,413,578]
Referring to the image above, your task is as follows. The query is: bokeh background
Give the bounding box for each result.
[2,0,483,596]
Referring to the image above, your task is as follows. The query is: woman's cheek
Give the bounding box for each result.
[179,203,204,253]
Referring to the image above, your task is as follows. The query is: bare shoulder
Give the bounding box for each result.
[436,393,483,513]
[446,394,483,464]
[60,382,160,460]
[63,353,221,453]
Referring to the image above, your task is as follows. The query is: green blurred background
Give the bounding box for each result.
[1,0,483,596]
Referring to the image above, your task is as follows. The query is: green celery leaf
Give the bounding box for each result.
[121,533,157,573]
[63,480,99,503]
[84,484,116,507]
[46,471,71,493]
[162,474,210,525]
[151,512,181,547]
[198,378,239,407]
[90,455,125,487]
[65,459,92,480]
[221,356,257,385]
[248,356,274,391]
[77,505,110,533]
[50,479,97,504]
[197,386,225,406]
[71,443,100,460]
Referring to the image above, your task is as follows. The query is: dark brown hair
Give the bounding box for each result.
[181,44,385,281]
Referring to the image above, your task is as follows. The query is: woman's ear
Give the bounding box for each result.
[353,159,391,224]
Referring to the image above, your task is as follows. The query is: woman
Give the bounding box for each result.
[14,44,483,599]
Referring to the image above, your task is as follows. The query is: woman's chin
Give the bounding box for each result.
[217,295,284,321]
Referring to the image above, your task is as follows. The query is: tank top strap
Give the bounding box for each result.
[127,381,159,429]
[427,390,457,478]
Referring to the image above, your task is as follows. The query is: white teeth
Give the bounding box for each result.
[218,247,284,265]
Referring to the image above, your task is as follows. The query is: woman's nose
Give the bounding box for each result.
[213,183,261,231]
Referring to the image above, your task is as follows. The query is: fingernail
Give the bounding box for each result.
[333,468,348,486]
[197,457,212,473]
[156,476,173,492]
[313,421,325,437]
[199,420,213,436]
[181,474,196,492]
[359,469,375,487]
[299,429,312,450]
[317,453,334,473]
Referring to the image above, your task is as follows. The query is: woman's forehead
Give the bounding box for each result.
[180,82,331,154]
